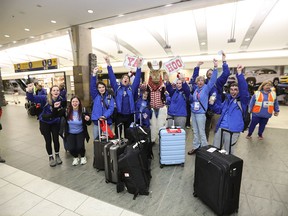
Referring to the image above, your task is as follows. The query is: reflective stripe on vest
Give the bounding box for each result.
[252,91,276,114]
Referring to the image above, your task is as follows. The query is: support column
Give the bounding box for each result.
[70,25,93,107]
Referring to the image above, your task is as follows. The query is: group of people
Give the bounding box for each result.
[22,51,280,168]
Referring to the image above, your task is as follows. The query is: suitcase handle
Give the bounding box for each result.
[98,119,108,142]
[220,128,235,154]
[133,111,142,126]
[166,117,176,129]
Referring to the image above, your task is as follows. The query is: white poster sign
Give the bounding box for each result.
[164,56,185,74]
[123,55,143,69]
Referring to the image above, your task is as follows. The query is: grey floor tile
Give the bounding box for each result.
[0,191,42,216]
[274,183,288,204]
[22,199,65,216]
[0,183,24,205]
[247,194,288,216]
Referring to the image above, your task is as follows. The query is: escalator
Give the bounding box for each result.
[15,79,28,92]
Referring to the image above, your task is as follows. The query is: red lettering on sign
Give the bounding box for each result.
[166,63,174,73]
[127,57,135,66]
[176,59,182,67]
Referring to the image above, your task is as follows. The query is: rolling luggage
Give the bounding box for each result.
[159,117,185,168]
[117,140,151,200]
[125,111,151,144]
[104,123,128,183]
[193,132,243,215]
[93,120,112,171]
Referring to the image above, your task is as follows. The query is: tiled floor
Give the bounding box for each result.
[1,95,288,216]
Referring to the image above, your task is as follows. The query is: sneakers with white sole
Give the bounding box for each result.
[80,157,87,165]
[72,157,80,166]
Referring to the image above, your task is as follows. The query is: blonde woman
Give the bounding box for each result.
[246,81,279,140]
[26,84,66,167]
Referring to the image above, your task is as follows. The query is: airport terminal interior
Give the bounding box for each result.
[0,95,288,216]
[1,0,288,216]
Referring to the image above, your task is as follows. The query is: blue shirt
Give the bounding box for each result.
[68,111,83,134]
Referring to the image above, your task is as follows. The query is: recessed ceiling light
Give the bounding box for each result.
[51,20,56,24]
[4,35,10,38]
[13,41,17,44]
[201,42,206,46]
[0,45,2,47]
[118,14,124,17]
[88,9,93,13]
[164,4,172,7]
[30,36,35,39]
[244,38,251,42]
[24,28,30,31]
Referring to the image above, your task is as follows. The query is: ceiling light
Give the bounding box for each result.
[30,36,35,39]
[4,35,10,38]
[51,20,56,24]
[201,42,206,46]
[227,38,236,43]
[0,45,2,47]
[24,28,30,31]
[244,38,251,41]
[13,41,16,44]
[88,9,93,14]
[164,4,172,7]
[118,14,124,17]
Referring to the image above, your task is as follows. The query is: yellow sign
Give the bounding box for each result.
[14,58,58,72]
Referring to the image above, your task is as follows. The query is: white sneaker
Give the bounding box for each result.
[80,157,87,165]
[72,157,79,166]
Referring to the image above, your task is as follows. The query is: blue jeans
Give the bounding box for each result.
[191,113,207,149]
[248,116,269,137]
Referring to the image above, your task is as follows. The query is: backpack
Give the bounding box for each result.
[236,100,251,132]
[28,102,43,116]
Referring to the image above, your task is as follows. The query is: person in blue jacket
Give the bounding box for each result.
[135,90,152,127]
[90,66,115,140]
[188,59,218,155]
[211,64,250,154]
[246,81,279,140]
[190,52,231,141]
[164,74,191,129]
[105,56,142,137]
[35,84,47,96]
[26,83,66,167]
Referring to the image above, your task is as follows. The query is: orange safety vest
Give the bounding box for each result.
[252,91,276,114]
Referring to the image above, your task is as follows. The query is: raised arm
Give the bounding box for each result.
[90,67,99,100]
[105,56,118,92]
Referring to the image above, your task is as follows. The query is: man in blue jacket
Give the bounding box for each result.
[211,64,250,154]
[105,56,142,137]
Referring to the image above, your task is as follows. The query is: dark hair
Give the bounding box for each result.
[230,82,239,88]
[96,81,107,95]
[121,74,130,81]
[67,96,82,121]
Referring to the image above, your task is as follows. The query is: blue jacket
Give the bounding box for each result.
[36,88,47,96]
[108,66,141,114]
[190,68,218,114]
[26,92,64,124]
[212,73,250,133]
[166,81,190,117]
[249,90,279,119]
[135,96,152,127]
[90,75,115,125]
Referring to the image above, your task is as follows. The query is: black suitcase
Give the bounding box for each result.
[193,144,243,216]
[117,140,152,200]
[93,120,113,171]
[104,123,128,183]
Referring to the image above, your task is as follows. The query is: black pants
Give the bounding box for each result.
[115,113,133,138]
[66,132,85,157]
[186,101,191,127]
[39,121,60,155]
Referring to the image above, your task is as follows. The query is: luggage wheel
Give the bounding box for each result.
[105,180,109,183]
[193,192,197,197]
[181,163,184,167]
[160,164,164,168]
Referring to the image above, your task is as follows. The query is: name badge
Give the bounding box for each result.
[194,102,200,111]
[263,101,269,108]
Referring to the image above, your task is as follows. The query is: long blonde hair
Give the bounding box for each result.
[47,85,60,105]
[258,81,272,91]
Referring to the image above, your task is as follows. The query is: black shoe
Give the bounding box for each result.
[0,156,6,163]
[187,148,198,155]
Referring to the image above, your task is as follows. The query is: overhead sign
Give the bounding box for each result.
[14,58,58,72]
[164,56,184,74]
[123,55,143,69]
